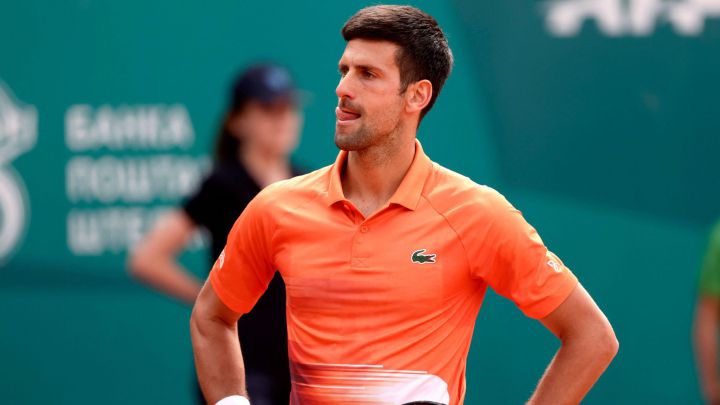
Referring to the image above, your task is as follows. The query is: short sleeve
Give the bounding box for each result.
[699,222,720,297]
[209,191,277,314]
[453,187,578,319]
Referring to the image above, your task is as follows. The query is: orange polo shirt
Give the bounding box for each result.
[210,140,578,405]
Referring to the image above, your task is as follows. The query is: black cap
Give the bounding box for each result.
[231,64,297,108]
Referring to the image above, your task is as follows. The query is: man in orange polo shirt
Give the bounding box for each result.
[191,5,618,405]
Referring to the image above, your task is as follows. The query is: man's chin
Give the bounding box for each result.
[334,132,361,151]
[334,137,354,151]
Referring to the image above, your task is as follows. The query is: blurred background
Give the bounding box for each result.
[1,0,718,403]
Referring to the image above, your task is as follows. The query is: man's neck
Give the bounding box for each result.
[341,136,416,218]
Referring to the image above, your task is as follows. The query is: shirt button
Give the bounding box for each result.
[360,226,369,233]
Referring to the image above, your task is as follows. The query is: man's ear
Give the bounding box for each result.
[404,79,433,115]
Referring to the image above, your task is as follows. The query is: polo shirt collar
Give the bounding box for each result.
[326,139,432,211]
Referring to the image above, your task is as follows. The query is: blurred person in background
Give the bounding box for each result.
[129,64,303,404]
[695,220,720,405]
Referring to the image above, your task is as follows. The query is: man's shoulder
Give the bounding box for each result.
[253,165,332,211]
[424,163,510,216]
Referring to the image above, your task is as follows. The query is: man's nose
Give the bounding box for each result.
[335,73,354,100]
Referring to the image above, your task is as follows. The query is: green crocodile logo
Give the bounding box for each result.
[411,249,436,264]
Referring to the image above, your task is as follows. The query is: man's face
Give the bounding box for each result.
[335,39,405,151]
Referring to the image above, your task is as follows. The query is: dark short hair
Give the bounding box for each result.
[341,5,454,121]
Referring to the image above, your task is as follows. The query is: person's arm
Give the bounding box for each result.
[128,209,202,305]
[527,284,618,405]
[694,295,720,405]
[190,280,246,403]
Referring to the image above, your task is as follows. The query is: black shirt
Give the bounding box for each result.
[183,159,302,397]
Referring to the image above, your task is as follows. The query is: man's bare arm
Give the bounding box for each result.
[527,284,619,405]
[190,281,246,403]
[694,295,720,405]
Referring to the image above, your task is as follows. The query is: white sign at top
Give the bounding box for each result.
[543,0,720,37]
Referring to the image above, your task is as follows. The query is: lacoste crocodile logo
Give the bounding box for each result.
[411,249,436,264]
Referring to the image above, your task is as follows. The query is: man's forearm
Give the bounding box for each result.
[527,332,618,405]
[190,311,247,403]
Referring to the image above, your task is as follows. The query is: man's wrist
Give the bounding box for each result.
[215,395,250,405]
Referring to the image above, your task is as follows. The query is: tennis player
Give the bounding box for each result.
[191,5,618,405]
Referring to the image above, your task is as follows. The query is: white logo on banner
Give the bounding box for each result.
[543,0,720,36]
[0,81,37,263]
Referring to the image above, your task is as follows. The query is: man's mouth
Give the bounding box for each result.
[335,107,361,122]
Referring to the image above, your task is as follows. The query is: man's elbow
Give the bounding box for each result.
[597,322,619,364]
[569,317,619,366]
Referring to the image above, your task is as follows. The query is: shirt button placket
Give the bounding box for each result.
[353,224,371,268]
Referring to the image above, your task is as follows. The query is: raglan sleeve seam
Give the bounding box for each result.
[422,194,475,281]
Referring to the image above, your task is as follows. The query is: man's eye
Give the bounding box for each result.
[362,71,374,79]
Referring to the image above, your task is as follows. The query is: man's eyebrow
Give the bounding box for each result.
[337,62,384,73]
[357,64,383,73]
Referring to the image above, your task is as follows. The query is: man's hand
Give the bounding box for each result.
[527,284,619,405]
[190,281,247,403]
